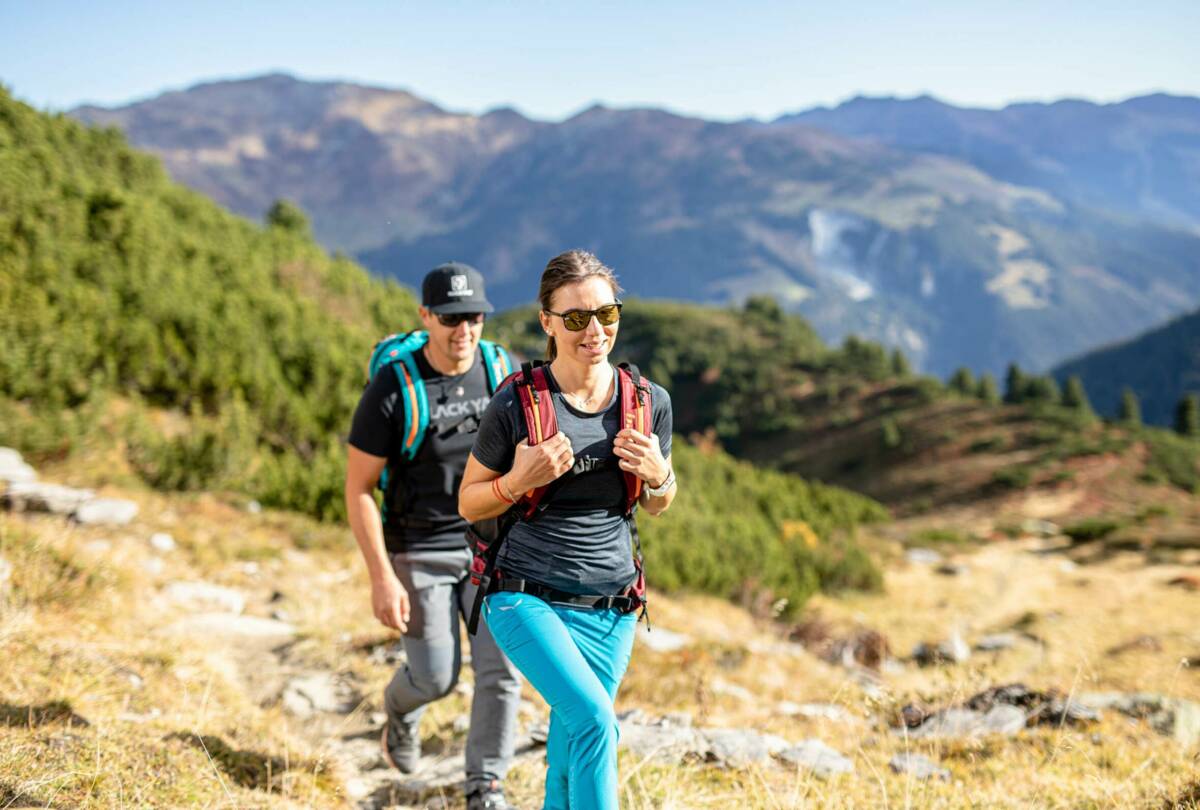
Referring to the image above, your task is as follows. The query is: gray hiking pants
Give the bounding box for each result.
[384,547,522,793]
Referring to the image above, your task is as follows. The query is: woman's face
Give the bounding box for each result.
[540,277,620,367]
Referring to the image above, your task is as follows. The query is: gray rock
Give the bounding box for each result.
[903,705,1026,739]
[1080,692,1200,747]
[618,711,707,763]
[889,752,949,781]
[0,448,36,484]
[74,497,138,526]
[0,555,11,595]
[975,633,1019,652]
[149,532,176,552]
[246,500,262,515]
[3,481,94,515]
[913,630,971,665]
[636,624,691,652]
[163,581,246,615]
[281,673,357,716]
[776,738,854,777]
[703,727,789,768]
[905,548,942,565]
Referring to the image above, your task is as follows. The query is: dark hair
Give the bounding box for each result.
[538,250,622,360]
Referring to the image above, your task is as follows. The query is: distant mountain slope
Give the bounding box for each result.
[1052,308,1200,426]
[70,76,1200,377]
[366,104,1200,377]
[779,94,1200,230]
[73,73,542,253]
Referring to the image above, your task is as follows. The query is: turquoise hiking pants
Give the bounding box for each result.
[484,591,638,810]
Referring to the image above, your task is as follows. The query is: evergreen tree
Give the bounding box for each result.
[1062,375,1094,417]
[890,348,912,378]
[1118,388,1142,426]
[976,373,1000,404]
[1175,394,1200,437]
[949,367,975,395]
[1024,375,1062,406]
[1004,363,1026,404]
[266,199,311,236]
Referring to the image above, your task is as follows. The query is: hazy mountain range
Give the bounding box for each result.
[71,74,1200,378]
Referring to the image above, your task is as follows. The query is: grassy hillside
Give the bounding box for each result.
[493,297,1200,511]
[0,88,887,612]
[0,86,419,518]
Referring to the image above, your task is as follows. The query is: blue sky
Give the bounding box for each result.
[2,0,1197,120]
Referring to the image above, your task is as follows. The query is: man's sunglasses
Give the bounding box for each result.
[543,303,623,332]
[436,312,485,327]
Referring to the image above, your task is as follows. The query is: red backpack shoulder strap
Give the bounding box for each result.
[511,362,559,518]
[617,363,653,514]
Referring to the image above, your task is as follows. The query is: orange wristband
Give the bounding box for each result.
[492,477,515,505]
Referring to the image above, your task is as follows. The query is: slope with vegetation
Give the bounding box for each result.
[493,296,1200,512]
[1052,306,1200,427]
[0,88,885,614]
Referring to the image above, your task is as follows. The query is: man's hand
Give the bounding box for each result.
[371,571,411,633]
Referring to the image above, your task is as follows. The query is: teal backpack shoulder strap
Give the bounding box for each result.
[367,330,431,461]
[479,339,513,395]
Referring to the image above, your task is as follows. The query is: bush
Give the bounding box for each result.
[641,442,888,618]
[991,465,1033,490]
[1063,517,1124,543]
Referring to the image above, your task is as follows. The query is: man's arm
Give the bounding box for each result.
[345,445,410,633]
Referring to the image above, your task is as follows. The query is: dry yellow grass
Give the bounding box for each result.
[2,474,1199,809]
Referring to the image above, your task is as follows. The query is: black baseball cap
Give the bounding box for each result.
[421,262,495,314]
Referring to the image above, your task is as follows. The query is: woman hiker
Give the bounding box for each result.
[459,249,677,809]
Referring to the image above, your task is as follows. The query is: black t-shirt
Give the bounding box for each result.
[348,347,492,552]
[471,366,672,595]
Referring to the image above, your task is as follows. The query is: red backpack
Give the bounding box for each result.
[466,360,653,634]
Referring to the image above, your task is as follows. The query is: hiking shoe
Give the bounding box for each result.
[380,718,419,774]
[466,780,508,809]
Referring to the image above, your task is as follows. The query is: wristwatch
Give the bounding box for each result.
[645,470,676,497]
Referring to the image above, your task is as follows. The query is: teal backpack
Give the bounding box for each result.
[366,331,513,512]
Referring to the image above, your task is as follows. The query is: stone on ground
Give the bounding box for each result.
[776,738,854,777]
[75,497,139,525]
[889,752,950,781]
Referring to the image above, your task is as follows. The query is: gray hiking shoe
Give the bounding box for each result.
[466,780,508,809]
[380,718,419,774]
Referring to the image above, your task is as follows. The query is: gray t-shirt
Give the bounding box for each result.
[471,366,672,595]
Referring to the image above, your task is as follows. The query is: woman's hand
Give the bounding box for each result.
[613,428,669,488]
[508,432,575,493]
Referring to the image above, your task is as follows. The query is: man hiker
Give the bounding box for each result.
[345,262,521,809]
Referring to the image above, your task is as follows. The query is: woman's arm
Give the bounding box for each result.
[639,453,676,516]
[458,432,576,523]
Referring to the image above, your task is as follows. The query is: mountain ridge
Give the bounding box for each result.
[68,75,1200,378]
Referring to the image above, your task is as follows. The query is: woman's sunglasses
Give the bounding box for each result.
[436,312,485,327]
[543,302,623,332]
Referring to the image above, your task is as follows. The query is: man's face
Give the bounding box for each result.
[420,307,485,365]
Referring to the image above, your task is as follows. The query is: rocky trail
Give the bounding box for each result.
[4,445,1200,808]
